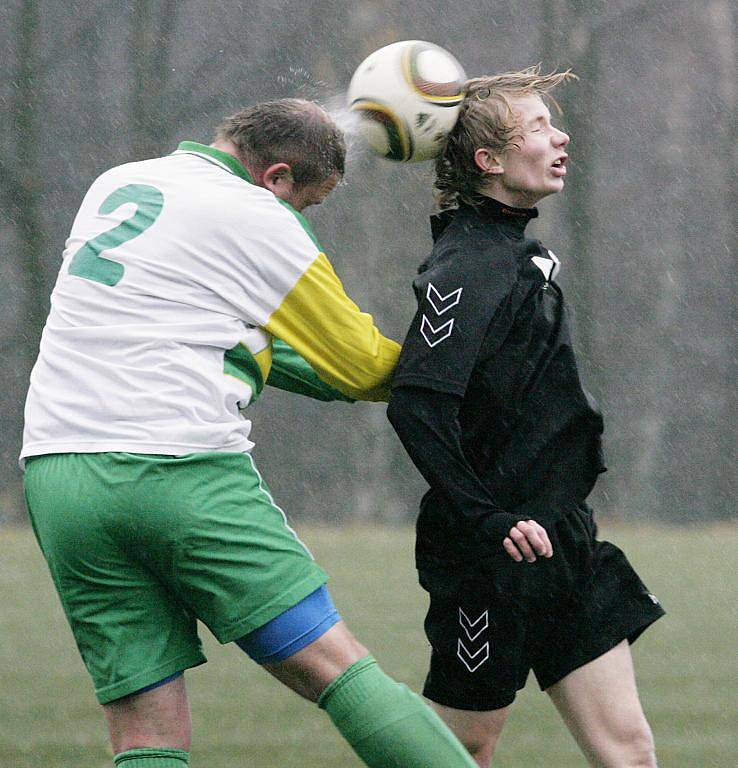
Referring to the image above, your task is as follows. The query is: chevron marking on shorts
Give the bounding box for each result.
[457,638,490,673]
[458,608,488,642]
[420,315,454,347]
[426,282,463,315]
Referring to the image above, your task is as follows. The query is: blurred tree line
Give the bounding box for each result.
[1,0,734,524]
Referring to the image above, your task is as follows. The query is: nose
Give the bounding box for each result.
[553,128,570,147]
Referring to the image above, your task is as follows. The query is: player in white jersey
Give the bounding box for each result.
[21,99,478,768]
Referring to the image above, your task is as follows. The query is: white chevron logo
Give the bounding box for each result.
[458,608,488,642]
[457,639,490,672]
[420,315,454,347]
[531,249,561,282]
[531,256,554,281]
[426,282,463,315]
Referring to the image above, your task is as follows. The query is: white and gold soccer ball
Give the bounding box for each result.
[347,40,467,162]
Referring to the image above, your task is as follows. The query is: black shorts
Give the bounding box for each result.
[419,504,665,711]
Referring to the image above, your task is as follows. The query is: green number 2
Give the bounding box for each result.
[68,184,164,286]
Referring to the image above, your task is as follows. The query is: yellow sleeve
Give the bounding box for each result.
[264,253,400,402]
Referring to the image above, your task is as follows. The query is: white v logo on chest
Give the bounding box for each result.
[531,249,561,281]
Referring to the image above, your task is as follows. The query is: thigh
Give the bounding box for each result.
[419,572,532,713]
[164,451,330,644]
[546,640,655,765]
[235,584,341,664]
[23,454,206,705]
[532,508,665,692]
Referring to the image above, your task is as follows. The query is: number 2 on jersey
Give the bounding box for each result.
[68,184,164,286]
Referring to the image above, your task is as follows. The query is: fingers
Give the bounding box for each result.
[517,520,553,558]
[503,535,523,562]
[503,520,554,563]
[508,524,536,562]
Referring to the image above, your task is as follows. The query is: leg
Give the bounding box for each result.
[546,640,656,767]
[24,454,205,767]
[261,621,478,767]
[103,675,191,754]
[261,619,368,701]
[431,702,511,768]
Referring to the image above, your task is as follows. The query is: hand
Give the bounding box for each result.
[503,519,553,563]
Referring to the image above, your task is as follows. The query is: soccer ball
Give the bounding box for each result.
[347,40,467,162]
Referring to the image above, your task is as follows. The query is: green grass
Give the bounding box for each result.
[1,522,736,767]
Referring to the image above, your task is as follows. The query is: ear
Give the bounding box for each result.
[474,148,504,175]
[258,162,294,194]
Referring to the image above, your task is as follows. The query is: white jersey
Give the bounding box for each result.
[21,142,399,463]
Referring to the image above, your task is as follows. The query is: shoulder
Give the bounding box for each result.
[179,159,323,251]
[415,224,518,305]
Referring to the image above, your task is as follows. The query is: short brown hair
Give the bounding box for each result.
[435,65,576,209]
[215,98,346,187]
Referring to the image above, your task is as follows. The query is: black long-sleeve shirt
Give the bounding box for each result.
[389,198,605,571]
[387,387,529,547]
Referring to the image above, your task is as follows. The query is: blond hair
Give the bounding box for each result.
[435,65,576,210]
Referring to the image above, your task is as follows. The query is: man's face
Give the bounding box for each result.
[489,94,570,208]
[279,172,342,213]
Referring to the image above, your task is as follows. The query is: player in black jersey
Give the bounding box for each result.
[387,67,664,767]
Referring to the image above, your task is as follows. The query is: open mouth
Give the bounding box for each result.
[551,156,568,175]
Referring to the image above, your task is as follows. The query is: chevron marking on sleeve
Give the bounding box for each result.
[420,315,454,348]
[426,282,463,315]
[458,608,489,642]
[457,639,490,673]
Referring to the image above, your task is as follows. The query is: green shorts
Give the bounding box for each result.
[23,451,328,704]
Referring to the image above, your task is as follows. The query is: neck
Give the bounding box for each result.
[479,181,542,210]
[212,139,269,187]
[211,137,236,155]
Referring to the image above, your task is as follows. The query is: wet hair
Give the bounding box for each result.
[215,98,345,187]
[434,65,576,210]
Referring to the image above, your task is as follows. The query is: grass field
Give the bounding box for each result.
[1,522,736,767]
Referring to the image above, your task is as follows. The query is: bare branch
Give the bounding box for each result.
[151,0,179,84]
[0,156,23,207]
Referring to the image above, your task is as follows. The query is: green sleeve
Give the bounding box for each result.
[267,338,355,402]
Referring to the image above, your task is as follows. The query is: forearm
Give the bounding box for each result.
[387,386,509,523]
[388,387,534,548]
[265,253,400,402]
[389,386,553,558]
[267,338,355,402]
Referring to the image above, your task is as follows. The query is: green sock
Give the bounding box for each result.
[318,655,477,767]
[113,748,189,767]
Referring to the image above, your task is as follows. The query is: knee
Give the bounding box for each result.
[627,723,656,767]
[103,677,192,754]
[465,737,495,766]
[263,622,369,702]
[431,703,509,767]
[452,720,498,766]
[607,718,656,768]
